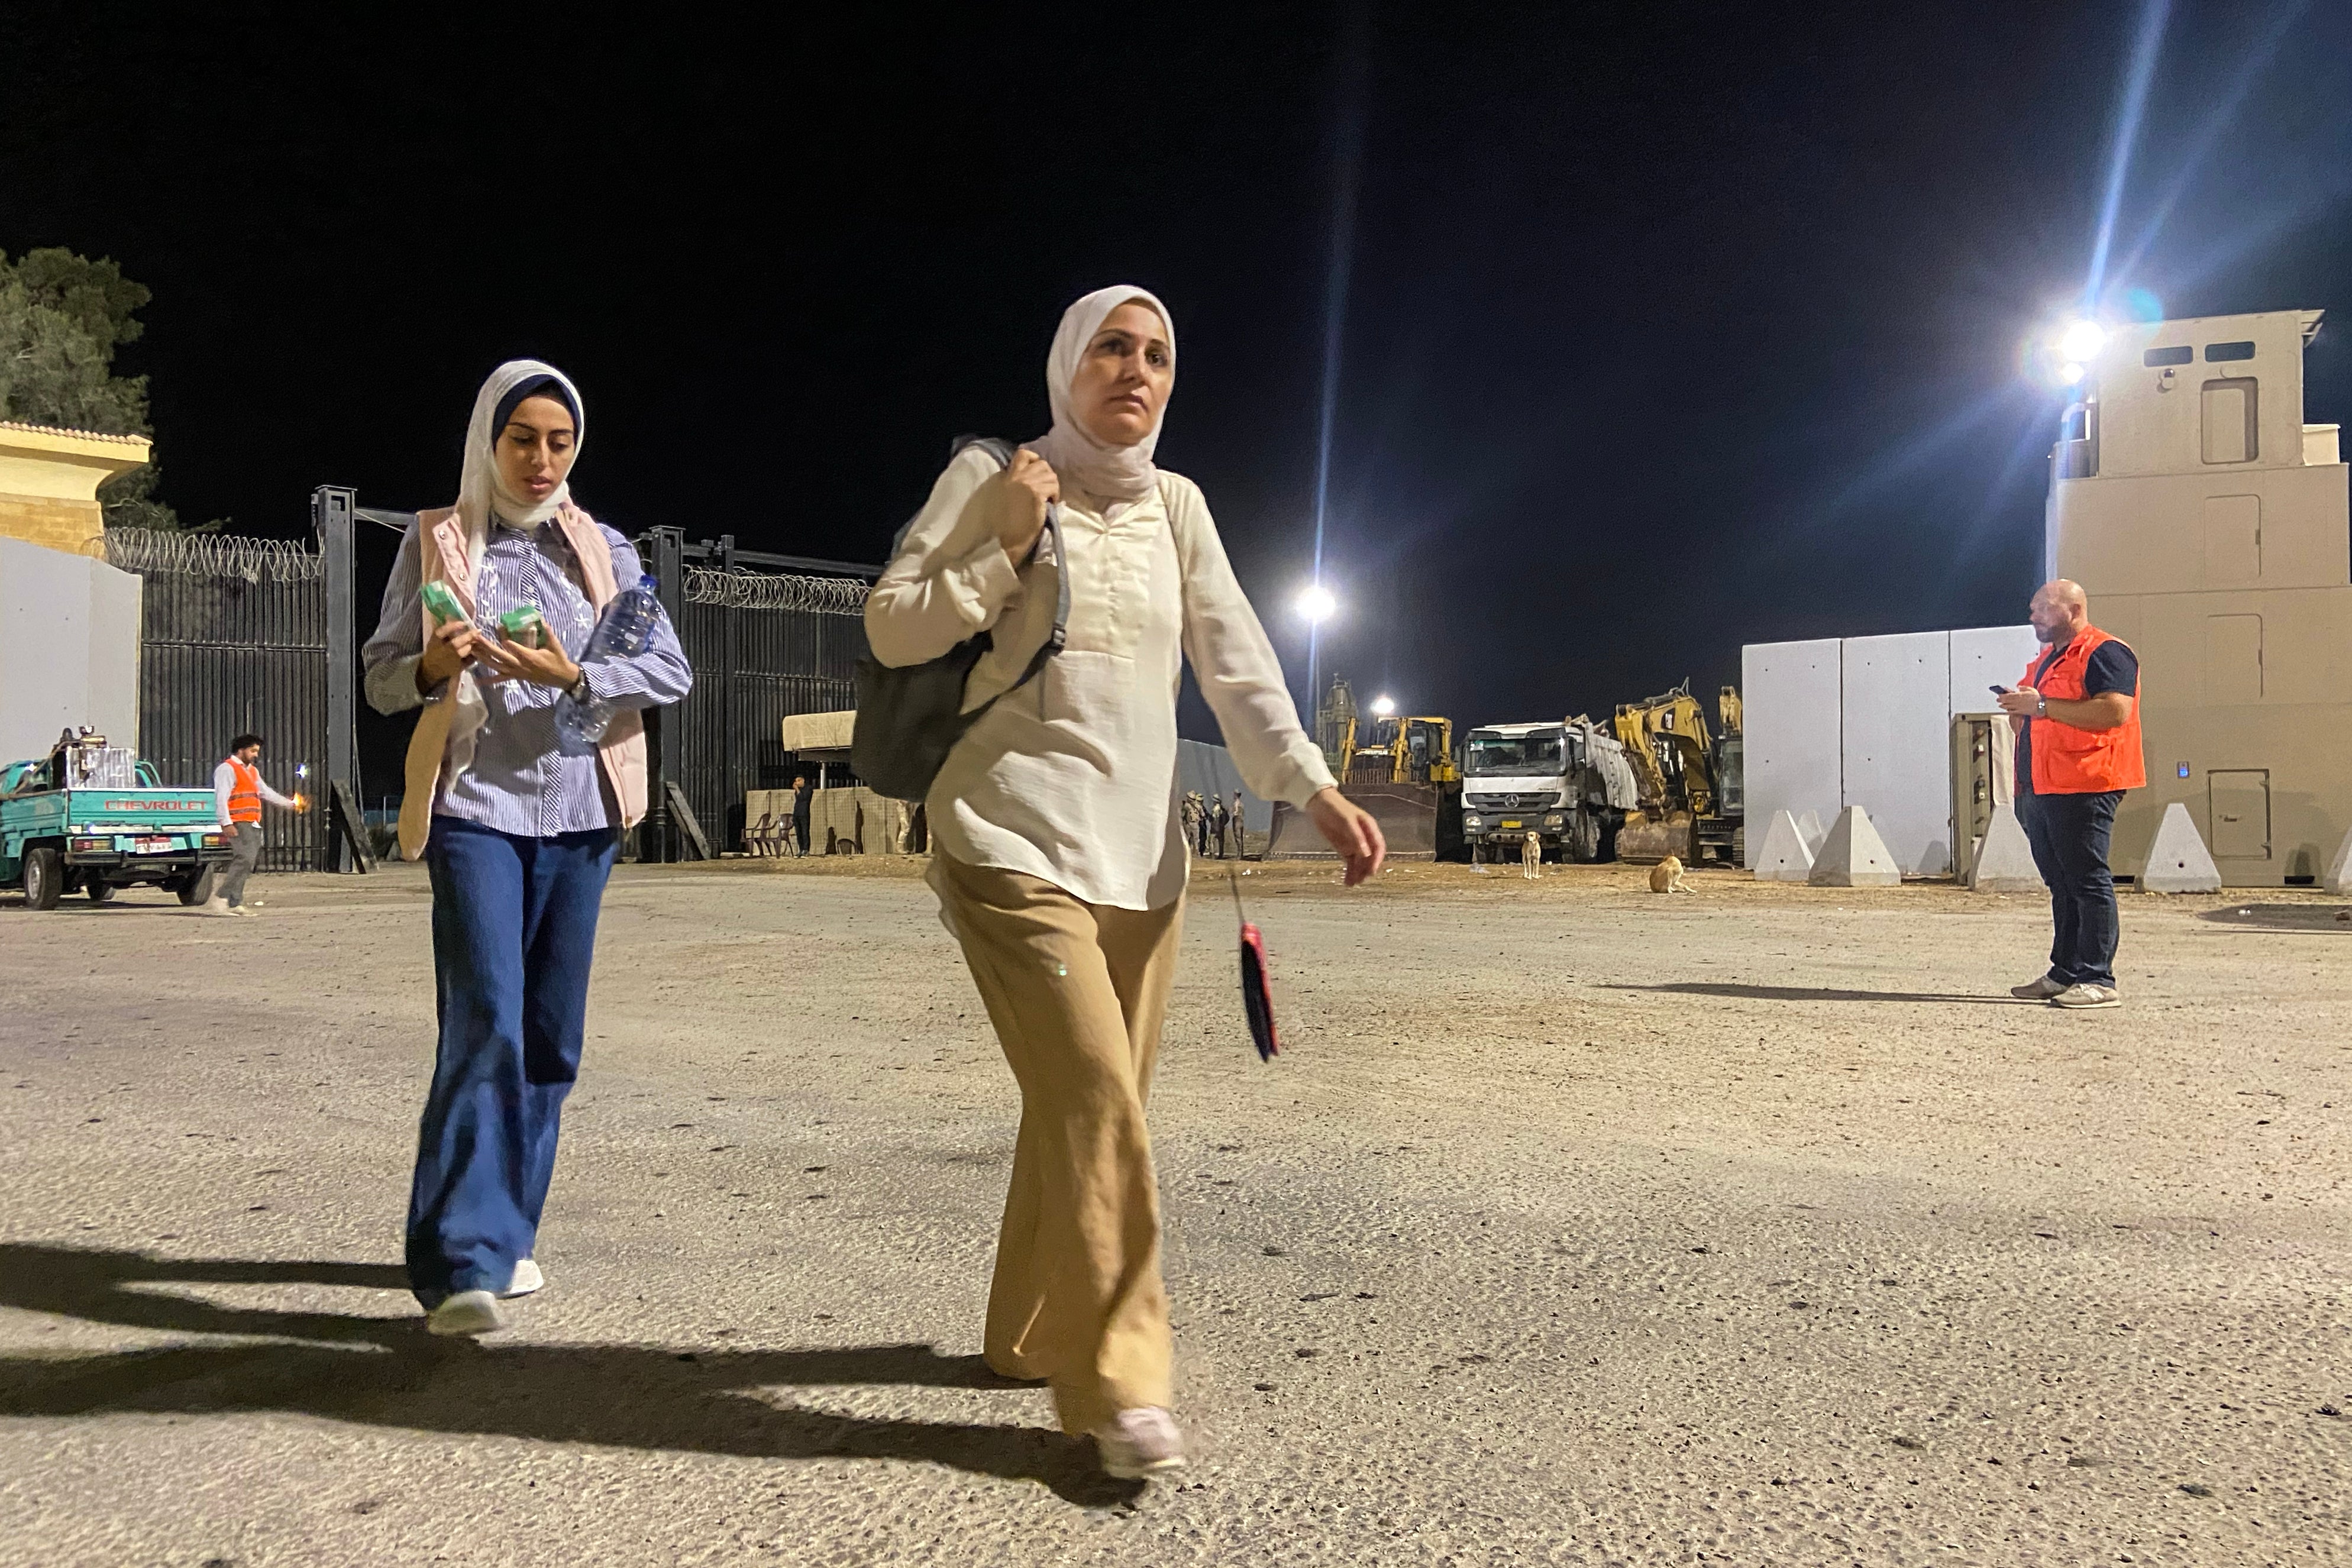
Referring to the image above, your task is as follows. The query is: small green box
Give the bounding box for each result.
[497,604,547,648]
[419,580,464,624]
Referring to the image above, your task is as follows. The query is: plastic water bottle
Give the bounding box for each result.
[558,574,663,747]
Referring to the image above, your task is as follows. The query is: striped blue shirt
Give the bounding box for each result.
[363,518,694,838]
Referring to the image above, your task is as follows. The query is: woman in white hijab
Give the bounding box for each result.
[363,360,693,1336]
[868,288,1385,1478]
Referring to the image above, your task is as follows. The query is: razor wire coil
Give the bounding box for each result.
[104,528,325,584]
[683,566,867,616]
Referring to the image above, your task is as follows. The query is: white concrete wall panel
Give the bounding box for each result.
[1840,632,1953,875]
[1740,639,1843,868]
[84,557,143,749]
[0,538,95,765]
[1948,625,2042,716]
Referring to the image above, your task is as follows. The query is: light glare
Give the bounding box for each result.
[1371,694,1396,716]
[2060,362,2086,385]
[2059,320,2107,364]
[1295,583,1336,624]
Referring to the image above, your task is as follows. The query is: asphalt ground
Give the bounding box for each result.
[1,857,2346,1566]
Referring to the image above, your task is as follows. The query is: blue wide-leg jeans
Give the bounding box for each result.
[408,816,618,1307]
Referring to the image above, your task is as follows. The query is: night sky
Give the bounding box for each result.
[7,2,2350,743]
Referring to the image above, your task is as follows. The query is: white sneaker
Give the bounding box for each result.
[227,904,256,918]
[2050,983,2122,1010]
[500,1259,544,1298]
[1091,1407,1187,1479]
[2010,974,2067,1000]
[427,1289,507,1336]
[199,895,236,918]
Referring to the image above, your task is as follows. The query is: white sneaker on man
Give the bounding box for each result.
[427,1289,507,1336]
[1090,1407,1187,1479]
[198,895,237,918]
[2009,974,2067,1000]
[500,1259,544,1298]
[2050,983,2121,1010]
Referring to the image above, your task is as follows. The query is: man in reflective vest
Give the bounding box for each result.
[1996,580,2146,1009]
[205,732,309,917]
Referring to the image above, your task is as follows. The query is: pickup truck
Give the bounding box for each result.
[2,730,231,909]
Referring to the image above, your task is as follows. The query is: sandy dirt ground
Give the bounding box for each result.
[0,855,2346,1567]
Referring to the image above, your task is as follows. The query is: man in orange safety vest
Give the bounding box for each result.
[205,732,309,917]
[1996,580,2146,1010]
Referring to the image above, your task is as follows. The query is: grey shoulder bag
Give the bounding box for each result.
[851,436,1070,801]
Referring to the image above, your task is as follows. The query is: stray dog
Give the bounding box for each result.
[1648,854,1692,894]
[1522,831,1543,879]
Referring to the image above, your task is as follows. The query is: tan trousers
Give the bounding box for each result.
[932,851,1184,1434]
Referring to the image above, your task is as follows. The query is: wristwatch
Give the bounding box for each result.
[2034,694,2048,716]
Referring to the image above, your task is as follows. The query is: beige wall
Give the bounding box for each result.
[0,422,153,557]
[2052,308,2351,885]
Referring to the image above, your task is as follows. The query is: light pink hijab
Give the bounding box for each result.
[1027,285,1174,503]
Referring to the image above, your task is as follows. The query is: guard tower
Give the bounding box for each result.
[2048,308,2348,885]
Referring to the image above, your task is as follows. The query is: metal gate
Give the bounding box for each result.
[641,529,873,857]
[103,528,331,872]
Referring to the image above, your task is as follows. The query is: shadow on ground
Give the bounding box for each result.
[1597,981,2032,1006]
[0,1243,1137,1506]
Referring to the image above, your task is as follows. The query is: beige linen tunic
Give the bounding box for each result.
[866,445,1334,910]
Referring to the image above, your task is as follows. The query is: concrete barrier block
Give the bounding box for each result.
[2141,801,2222,894]
[1753,810,1815,881]
[2325,826,2352,896]
[1968,803,2043,893]
[1808,804,1902,887]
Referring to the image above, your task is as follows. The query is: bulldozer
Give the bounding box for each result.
[1340,713,1458,786]
[1269,674,1460,860]
[1610,681,1745,865]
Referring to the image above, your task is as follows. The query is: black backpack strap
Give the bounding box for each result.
[938,435,1070,705]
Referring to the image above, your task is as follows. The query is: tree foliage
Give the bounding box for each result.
[0,247,215,531]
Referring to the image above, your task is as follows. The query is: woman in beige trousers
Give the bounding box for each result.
[866,286,1385,1478]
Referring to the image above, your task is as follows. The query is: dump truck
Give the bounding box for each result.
[1610,682,1745,865]
[2,728,232,909]
[1459,716,1640,862]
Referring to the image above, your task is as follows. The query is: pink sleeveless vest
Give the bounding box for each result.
[396,505,650,859]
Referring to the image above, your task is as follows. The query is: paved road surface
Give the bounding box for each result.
[1,861,2345,1565]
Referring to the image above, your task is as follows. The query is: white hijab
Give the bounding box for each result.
[457,358,586,574]
[1026,286,1173,503]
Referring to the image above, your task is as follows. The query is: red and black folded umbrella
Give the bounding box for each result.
[1238,917,1278,1061]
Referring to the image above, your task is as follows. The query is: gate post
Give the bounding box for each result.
[646,526,687,862]
[314,486,359,872]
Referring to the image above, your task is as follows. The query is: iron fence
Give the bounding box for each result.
[104,526,330,872]
[652,535,871,856]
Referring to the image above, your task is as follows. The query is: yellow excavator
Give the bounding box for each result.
[1611,681,1745,865]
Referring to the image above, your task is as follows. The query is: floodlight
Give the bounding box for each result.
[1371,694,1396,716]
[1295,583,1336,624]
[2060,361,2086,385]
[2059,319,2107,364]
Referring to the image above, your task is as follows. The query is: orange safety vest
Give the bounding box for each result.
[2021,625,2146,794]
[226,758,264,824]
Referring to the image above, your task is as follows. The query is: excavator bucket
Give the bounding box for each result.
[1266,782,1442,861]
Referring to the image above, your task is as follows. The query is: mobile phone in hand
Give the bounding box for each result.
[1988,684,2010,696]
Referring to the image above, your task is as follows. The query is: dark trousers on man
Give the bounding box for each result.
[408,817,618,1307]
[793,810,810,856]
[2017,788,2123,988]
[218,819,264,906]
